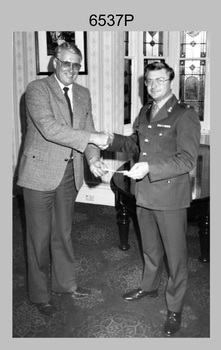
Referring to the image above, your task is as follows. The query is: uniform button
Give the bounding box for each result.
[159,133,163,136]
[148,125,152,128]
[167,180,171,183]
[144,139,149,142]
[142,152,147,156]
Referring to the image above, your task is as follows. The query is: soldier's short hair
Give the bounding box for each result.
[144,61,175,81]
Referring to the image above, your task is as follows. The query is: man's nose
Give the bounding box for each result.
[150,80,158,87]
[67,64,74,72]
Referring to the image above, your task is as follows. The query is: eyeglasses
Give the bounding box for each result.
[145,78,170,86]
[56,57,81,71]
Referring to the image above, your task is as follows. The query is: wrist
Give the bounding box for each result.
[89,133,96,144]
[89,156,99,165]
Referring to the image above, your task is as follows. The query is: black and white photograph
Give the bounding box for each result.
[12,29,210,339]
[35,31,87,75]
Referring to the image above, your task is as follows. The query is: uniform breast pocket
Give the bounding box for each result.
[157,128,176,152]
[157,128,174,138]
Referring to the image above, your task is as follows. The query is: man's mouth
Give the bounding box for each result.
[151,89,159,93]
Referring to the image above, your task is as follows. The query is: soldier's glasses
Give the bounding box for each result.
[145,78,170,86]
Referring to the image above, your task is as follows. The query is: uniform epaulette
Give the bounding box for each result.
[177,100,191,109]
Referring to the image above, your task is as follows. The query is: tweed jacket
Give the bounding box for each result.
[108,95,201,210]
[17,74,100,191]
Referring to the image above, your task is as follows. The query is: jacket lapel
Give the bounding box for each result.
[152,104,168,122]
[145,102,152,123]
[150,95,178,123]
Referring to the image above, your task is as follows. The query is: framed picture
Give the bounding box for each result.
[35,31,88,75]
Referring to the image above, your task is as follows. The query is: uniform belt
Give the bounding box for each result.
[64,157,73,163]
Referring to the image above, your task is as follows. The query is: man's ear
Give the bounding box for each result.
[52,58,57,70]
[170,79,174,89]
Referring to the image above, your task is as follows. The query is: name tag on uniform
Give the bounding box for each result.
[157,124,171,128]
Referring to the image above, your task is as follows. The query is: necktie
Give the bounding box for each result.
[151,102,159,118]
[63,87,73,159]
[63,87,73,126]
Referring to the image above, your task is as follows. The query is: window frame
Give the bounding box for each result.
[124,31,210,136]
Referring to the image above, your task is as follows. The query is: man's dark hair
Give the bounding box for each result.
[144,61,175,81]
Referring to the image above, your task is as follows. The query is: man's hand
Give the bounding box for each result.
[89,158,108,177]
[99,131,114,150]
[124,162,149,180]
[89,131,114,149]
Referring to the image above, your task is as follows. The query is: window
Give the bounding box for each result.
[143,31,165,57]
[179,31,207,122]
[123,31,210,135]
[124,58,132,124]
[124,32,132,126]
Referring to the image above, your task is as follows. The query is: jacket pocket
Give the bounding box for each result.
[23,149,48,162]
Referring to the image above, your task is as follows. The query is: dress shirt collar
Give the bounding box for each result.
[54,75,73,110]
[54,75,73,94]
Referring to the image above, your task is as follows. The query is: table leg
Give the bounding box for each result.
[198,213,210,263]
[116,205,130,251]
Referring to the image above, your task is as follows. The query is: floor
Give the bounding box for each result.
[13,196,210,338]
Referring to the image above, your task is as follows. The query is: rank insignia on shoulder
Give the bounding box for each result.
[178,100,191,108]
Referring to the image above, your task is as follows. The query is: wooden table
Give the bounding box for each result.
[111,144,210,263]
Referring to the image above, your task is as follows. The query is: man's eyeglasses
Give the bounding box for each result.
[145,78,170,86]
[56,57,81,71]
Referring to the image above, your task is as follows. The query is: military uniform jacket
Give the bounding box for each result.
[109,95,201,210]
[17,73,100,191]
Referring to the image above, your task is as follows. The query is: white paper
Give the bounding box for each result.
[105,169,128,174]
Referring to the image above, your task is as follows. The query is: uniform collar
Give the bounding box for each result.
[164,94,178,113]
[154,93,173,109]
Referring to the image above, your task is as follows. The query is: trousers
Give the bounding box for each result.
[137,206,188,312]
[23,162,78,303]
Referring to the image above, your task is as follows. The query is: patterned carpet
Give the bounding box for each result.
[13,195,210,338]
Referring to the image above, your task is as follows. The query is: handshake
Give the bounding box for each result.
[89,131,114,150]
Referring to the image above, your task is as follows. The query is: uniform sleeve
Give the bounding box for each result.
[107,115,140,154]
[107,132,138,153]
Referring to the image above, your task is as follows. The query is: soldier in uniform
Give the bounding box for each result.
[106,61,201,336]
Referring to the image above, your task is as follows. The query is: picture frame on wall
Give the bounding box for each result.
[35,31,88,75]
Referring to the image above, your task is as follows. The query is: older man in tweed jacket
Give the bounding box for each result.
[17,42,109,317]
